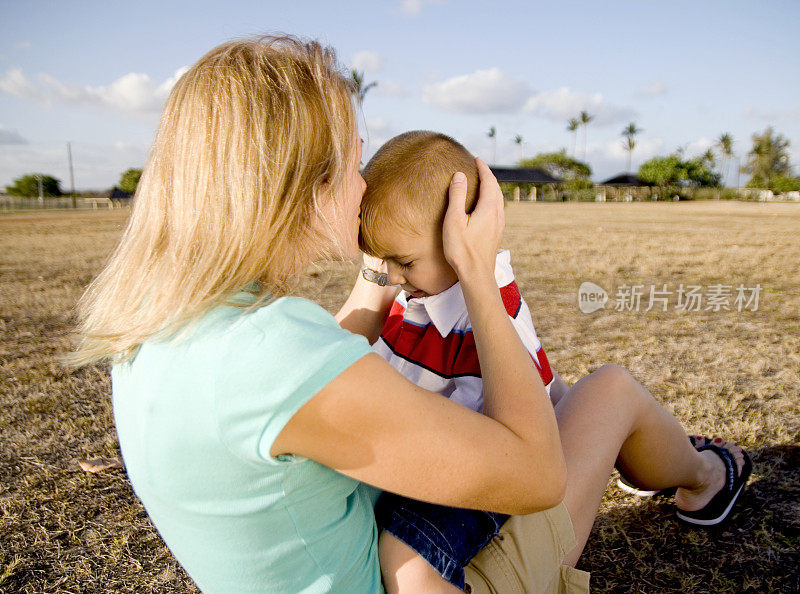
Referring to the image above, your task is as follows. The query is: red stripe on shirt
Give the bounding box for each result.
[381,303,480,378]
[500,281,522,318]
[533,346,554,387]
[499,282,552,385]
[381,296,553,386]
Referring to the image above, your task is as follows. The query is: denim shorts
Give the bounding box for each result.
[374,492,509,589]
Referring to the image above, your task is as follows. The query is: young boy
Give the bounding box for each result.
[359,130,568,592]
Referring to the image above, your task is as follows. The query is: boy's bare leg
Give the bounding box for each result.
[379,532,464,594]
[554,364,746,567]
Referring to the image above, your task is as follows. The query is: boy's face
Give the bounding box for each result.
[376,227,459,298]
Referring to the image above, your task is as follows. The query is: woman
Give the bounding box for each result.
[75,36,749,593]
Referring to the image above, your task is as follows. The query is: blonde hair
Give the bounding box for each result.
[359,130,478,257]
[72,35,357,365]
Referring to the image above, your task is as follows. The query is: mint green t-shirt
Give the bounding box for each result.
[111,295,382,593]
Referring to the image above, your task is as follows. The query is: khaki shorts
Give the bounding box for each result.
[464,502,590,594]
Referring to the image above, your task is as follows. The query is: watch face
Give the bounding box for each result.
[361,267,391,286]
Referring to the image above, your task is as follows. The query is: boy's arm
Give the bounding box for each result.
[336,255,398,344]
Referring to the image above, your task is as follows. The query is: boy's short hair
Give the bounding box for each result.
[359,130,478,256]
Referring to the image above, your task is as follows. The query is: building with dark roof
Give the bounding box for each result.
[490,167,562,184]
[600,173,653,186]
[490,167,563,201]
[106,187,133,199]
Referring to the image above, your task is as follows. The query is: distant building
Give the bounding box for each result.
[106,187,133,200]
[597,174,655,202]
[80,186,132,209]
[490,167,562,201]
[600,173,654,186]
[490,167,562,185]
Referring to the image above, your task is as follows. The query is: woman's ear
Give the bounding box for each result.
[317,179,333,203]
[313,179,339,233]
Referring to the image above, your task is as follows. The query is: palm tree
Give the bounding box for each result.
[621,122,642,172]
[567,118,580,156]
[742,127,792,189]
[717,133,734,187]
[487,126,497,164]
[622,137,636,173]
[579,110,594,160]
[350,69,377,106]
[702,148,716,169]
[514,134,524,162]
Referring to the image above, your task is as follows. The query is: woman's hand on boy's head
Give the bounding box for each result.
[441,158,505,281]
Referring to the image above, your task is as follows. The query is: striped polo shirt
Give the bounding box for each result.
[372,250,554,413]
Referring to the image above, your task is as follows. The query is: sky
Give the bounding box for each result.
[1,0,799,190]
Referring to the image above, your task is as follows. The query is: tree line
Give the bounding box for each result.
[489,119,799,193]
[5,168,142,198]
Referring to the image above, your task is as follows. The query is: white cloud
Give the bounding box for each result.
[559,137,665,180]
[0,67,39,100]
[363,118,396,158]
[157,66,189,96]
[350,50,384,73]
[589,137,722,180]
[422,73,636,125]
[366,118,391,134]
[375,80,408,98]
[683,137,716,157]
[398,0,446,16]
[0,125,27,145]
[0,66,188,114]
[634,80,668,99]
[523,87,637,126]
[743,103,800,121]
[13,41,32,50]
[596,137,665,161]
[422,68,531,114]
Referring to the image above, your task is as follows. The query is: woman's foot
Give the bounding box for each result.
[675,437,751,525]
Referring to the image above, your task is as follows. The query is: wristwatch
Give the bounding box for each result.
[360,266,391,286]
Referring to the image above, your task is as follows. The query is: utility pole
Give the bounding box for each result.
[67,142,76,208]
[736,156,741,197]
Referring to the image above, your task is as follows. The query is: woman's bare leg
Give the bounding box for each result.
[379,532,463,594]
[554,364,745,566]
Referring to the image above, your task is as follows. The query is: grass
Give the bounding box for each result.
[1,202,798,593]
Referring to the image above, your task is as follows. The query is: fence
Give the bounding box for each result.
[0,195,131,212]
[4,188,798,213]
[500,185,800,203]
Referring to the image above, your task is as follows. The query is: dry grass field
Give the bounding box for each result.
[1,202,798,593]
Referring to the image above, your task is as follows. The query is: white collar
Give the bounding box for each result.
[404,250,515,338]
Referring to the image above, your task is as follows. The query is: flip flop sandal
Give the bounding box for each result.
[616,435,699,497]
[616,475,676,498]
[675,442,753,526]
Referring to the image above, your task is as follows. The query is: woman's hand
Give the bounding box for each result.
[441,158,505,282]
